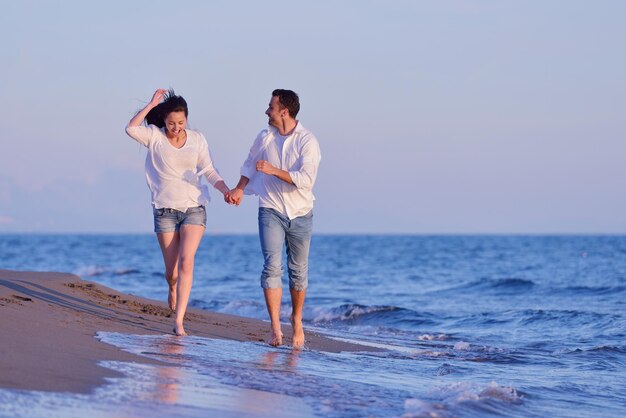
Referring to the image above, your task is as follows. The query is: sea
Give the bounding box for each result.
[0,234,625,417]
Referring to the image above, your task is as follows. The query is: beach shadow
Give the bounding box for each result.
[17,280,117,311]
[0,279,162,333]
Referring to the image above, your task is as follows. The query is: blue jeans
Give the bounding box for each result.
[258,207,313,291]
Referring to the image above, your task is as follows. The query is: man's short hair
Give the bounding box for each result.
[272,89,300,118]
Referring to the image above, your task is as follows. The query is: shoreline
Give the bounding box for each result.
[0,269,378,394]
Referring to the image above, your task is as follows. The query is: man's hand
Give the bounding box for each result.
[256,160,276,175]
[228,188,244,206]
[255,160,295,186]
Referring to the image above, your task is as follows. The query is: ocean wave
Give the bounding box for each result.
[73,265,140,278]
[490,278,536,288]
[418,333,449,341]
[397,336,520,365]
[73,265,107,277]
[195,300,432,328]
[410,342,509,362]
[586,345,626,353]
[113,268,140,275]
[448,308,619,330]
[218,300,267,319]
[308,304,438,328]
[554,345,626,356]
[435,363,456,376]
[517,309,612,326]
[454,341,471,351]
[188,299,223,312]
[437,277,536,295]
[185,299,261,319]
[311,304,401,322]
[560,285,626,295]
[404,381,523,417]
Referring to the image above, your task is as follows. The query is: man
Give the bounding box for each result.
[228,89,321,348]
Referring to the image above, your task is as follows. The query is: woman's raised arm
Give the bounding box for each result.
[127,89,167,127]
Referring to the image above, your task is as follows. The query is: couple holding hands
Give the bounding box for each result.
[126,88,321,348]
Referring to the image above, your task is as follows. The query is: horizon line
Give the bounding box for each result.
[2,231,626,237]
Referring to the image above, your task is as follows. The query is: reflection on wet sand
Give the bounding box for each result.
[227,349,304,415]
[138,336,309,415]
[94,333,316,417]
[259,350,300,371]
[149,336,185,404]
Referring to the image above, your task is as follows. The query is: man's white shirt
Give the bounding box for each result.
[240,123,321,219]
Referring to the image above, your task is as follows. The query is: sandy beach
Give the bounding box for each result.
[0,269,374,395]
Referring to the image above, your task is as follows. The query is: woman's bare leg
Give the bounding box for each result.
[173,224,205,336]
[157,232,180,311]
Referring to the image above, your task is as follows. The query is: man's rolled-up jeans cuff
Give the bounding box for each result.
[288,269,308,290]
[260,276,308,290]
[289,280,308,291]
[261,275,283,289]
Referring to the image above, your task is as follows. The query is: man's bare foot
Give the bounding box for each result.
[268,328,283,347]
[290,316,305,349]
[173,324,187,337]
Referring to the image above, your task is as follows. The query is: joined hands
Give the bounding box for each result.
[222,160,276,206]
[224,188,244,206]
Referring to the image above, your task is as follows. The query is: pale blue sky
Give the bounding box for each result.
[1,1,625,234]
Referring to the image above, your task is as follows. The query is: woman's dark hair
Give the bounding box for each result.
[272,89,300,118]
[146,89,188,128]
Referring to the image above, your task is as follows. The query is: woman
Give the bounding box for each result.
[126,88,230,336]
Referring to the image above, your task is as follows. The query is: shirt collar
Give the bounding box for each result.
[269,121,304,137]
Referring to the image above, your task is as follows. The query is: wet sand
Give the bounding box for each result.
[0,269,376,394]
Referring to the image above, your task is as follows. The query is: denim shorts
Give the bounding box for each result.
[153,206,206,233]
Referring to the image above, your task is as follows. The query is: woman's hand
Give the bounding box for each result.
[229,188,244,206]
[128,88,166,128]
[150,89,167,107]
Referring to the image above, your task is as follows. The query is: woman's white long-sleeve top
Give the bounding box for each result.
[126,124,223,212]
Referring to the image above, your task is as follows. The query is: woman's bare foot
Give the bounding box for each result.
[268,327,283,347]
[290,315,305,349]
[173,324,187,337]
[166,275,177,311]
[168,284,177,312]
